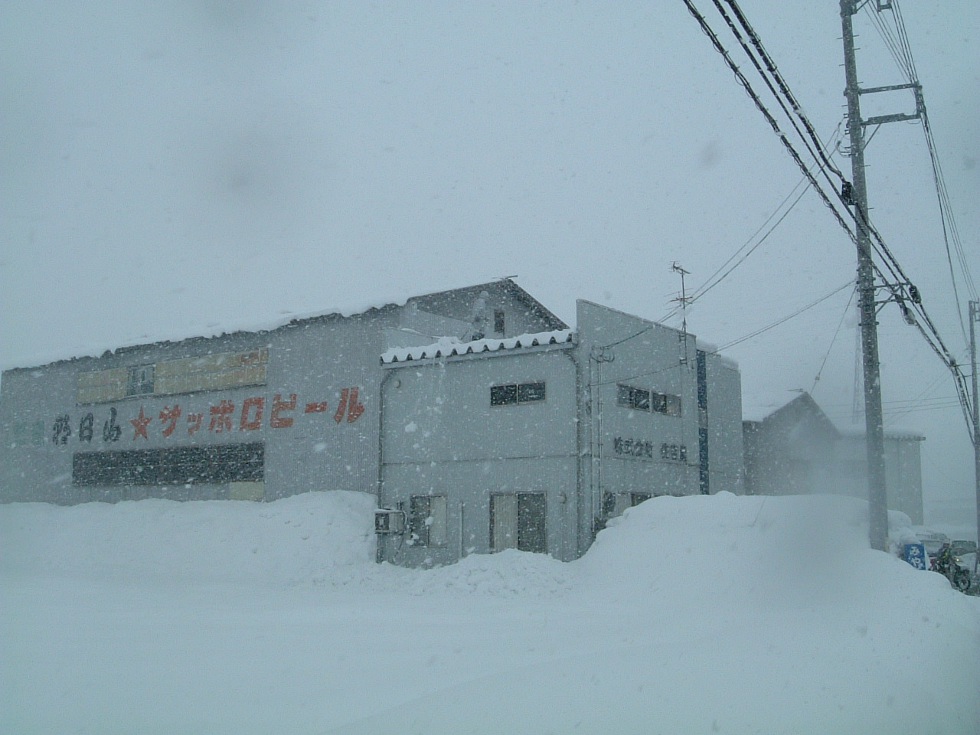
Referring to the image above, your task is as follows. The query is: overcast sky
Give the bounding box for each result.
[1,1,977,518]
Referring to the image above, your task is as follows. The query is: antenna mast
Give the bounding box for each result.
[672,262,691,335]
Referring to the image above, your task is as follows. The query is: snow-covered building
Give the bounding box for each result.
[378,300,743,564]
[742,392,924,523]
[0,280,744,564]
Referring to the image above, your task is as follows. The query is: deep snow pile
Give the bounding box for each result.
[2,491,979,734]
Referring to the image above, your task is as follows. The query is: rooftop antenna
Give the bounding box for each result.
[671,262,691,335]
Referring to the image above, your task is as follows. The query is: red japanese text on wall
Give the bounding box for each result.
[44,388,365,446]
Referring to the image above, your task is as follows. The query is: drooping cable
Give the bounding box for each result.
[664,122,846,322]
[713,281,854,352]
[811,283,857,395]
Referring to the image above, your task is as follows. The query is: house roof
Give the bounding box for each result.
[408,279,568,332]
[745,392,841,439]
[4,278,567,372]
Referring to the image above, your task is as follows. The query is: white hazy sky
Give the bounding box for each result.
[1,2,978,517]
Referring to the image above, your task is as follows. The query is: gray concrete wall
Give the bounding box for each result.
[834,434,924,524]
[575,301,717,545]
[703,352,745,496]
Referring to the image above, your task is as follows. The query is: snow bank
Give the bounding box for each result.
[2,491,979,734]
[0,491,378,587]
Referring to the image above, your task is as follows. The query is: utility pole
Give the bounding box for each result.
[970,300,979,571]
[840,0,889,551]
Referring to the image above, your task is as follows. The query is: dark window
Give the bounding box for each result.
[617,385,650,411]
[72,442,264,486]
[491,382,546,406]
[631,493,652,506]
[126,365,155,397]
[620,384,681,416]
[493,309,505,335]
[491,384,519,406]
[517,382,546,403]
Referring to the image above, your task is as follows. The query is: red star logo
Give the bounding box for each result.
[130,406,151,440]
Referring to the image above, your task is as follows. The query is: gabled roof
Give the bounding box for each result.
[408,279,568,332]
[747,392,841,439]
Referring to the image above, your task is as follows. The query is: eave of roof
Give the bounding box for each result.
[381,329,576,365]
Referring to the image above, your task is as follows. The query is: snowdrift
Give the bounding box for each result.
[2,491,979,734]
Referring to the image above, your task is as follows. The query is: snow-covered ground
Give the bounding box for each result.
[2,491,978,734]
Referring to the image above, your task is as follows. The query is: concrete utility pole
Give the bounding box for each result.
[970,300,980,569]
[840,0,889,551]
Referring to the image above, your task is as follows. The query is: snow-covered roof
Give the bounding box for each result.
[838,426,926,442]
[3,279,562,372]
[381,329,575,365]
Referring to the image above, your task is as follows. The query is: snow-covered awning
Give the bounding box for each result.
[381,329,575,365]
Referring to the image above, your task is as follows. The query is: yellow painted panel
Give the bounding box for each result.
[155,349,268,395]
[77,367,128,404]
[76,349,268,403]
[229,481,265,501]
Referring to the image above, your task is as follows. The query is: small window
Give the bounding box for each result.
[126,365,155,397]
[409,495,447,546]
[491,381,546,406]
[664,394,682,417]
[491,384,519,406]
[517,382,546,403]
[493,309,505,335]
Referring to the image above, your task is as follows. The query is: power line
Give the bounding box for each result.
[660,123,845,325]
[811,284,857,396]
[681,1,975,441]
[679,0,860,250]
[718,0,845,181]
[713,281,854,352]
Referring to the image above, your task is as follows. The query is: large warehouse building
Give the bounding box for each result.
[0,280,744,564]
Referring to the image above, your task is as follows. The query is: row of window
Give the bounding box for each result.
[490,381,546,406]
[617,384,682,417]
[72,442,265,486]
[405,492,547,553]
